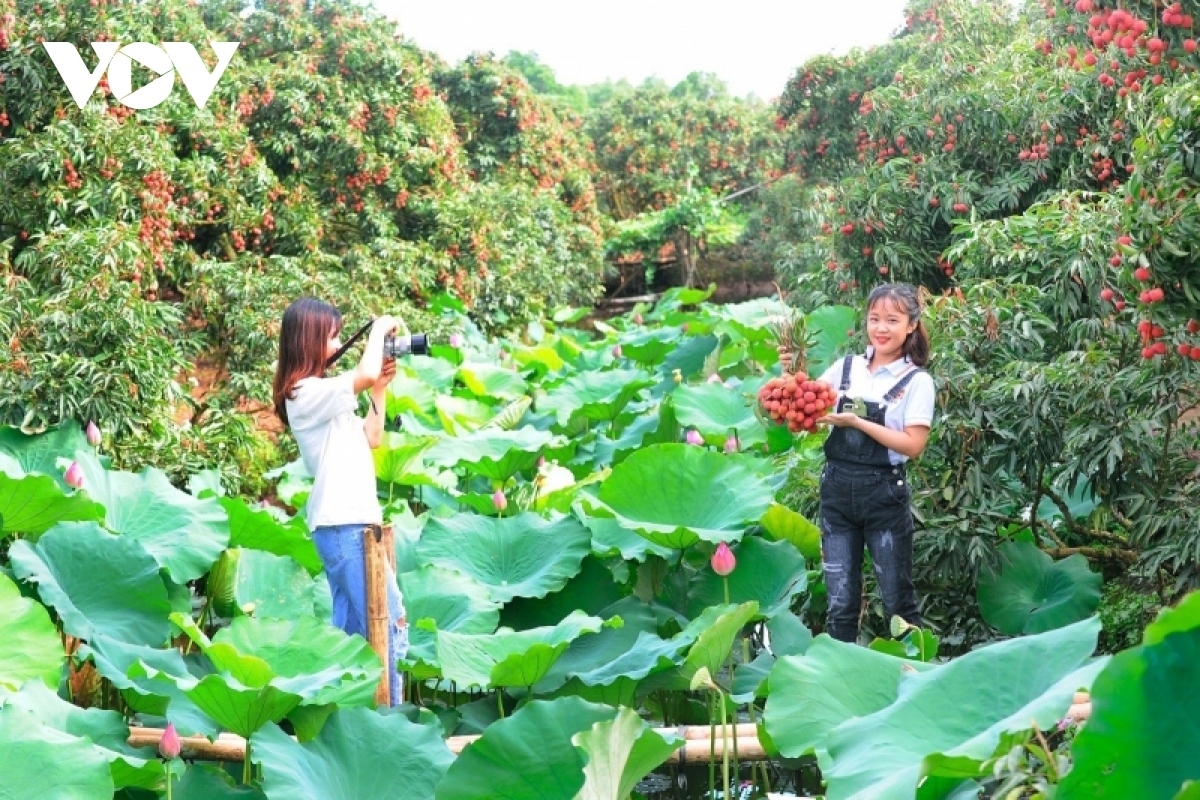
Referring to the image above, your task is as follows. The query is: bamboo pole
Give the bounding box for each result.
[363,524,392,707]
[127,692,1093,764]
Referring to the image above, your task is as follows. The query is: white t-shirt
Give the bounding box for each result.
[817,348,936,465]
[285,372,382,528]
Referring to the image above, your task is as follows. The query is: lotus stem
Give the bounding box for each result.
[708,692,716,799]
[720,689,730,798]
[723,577,730,607]
[243,741,251,785]
[165,767,173,800]
[497,689,505,719]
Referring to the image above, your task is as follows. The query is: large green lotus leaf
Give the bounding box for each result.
[590,412,664,470]
[0,573,63,690]
[220,549,322,621]
[1059,597,1200,799]
[572,706,684,800]
[398,565,502,673]
[512,344,566,374]
[659,334,719,382]
[8,522,172,646]
[385,373,439,417]
[709,297,791,342]
[372,432,440,486]
[977,541,1101,635]
[539,369,655,426]
[823,618,1105,799]
[220,496,321,575]
[210,616,381,709]
[73,451,229,583]
[500,556,624,631]
[435,697,617,800]
[688,537,808,619]
[0,422,88,487]
[252,708,453,800]
[579,509,674,562]
[402,355,458,391]
[672,383,765,448]
[804,305,857,378]
[640,602,761,694]
[3,681,163,790]
[435,611,606,690]
[0,470,105,539]
[0,704,114,799]
[763,635,937,760]
[457,363,529,401]
[262,459,312,510]
[580,444,774,549]
[759,503,822,560]
[616,329,679,367]
[434,395,494,435]
[425,427,558,482]
[1143,587,1200,646]
[534,597,658,693]
[78,634,219,738]
[173,765,267,800]
[417,512,591,603]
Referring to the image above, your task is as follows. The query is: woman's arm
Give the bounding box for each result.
[816,414,931,460]
[352,315,400,395]
[364,359,396,449]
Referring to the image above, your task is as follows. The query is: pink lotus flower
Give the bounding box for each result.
[685,429,704,446]
[633,313,643,325]
[64,461,84,489]
[492,489,508,512]
[158,722,181,759]
[613,344,623,358]
[711,542,736,576]
[724,435,739,454]
[707,373,722,384]
[448,333,464,349]
[85,421,101,446]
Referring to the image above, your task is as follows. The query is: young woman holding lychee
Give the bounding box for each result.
[779,283,936,643]
[272,297,409,704]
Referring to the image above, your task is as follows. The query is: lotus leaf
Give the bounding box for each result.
[688,536,807,619]
[977,541,1101,635]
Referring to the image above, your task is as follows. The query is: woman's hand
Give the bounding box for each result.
[372,357,396,393]
[776,345,794,373]
[815,412,861,429]
[373,314,400,337]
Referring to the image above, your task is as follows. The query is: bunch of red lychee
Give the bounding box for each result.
[757,374,837,433]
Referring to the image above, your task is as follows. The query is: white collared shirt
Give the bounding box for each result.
[817,348,936,464]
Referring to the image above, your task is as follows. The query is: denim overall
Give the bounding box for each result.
[819,355,924,642]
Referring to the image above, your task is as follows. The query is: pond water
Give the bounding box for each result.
[635,759,823,799]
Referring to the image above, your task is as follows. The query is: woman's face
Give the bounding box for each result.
[325,325,342,362]
[867,298,916,359]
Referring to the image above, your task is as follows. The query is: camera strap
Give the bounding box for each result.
[324,318,376,370]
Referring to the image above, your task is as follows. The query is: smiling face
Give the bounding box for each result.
[867,297,917,361]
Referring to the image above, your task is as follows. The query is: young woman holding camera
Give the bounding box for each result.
[272,297,408,704]
[780,284,935,643]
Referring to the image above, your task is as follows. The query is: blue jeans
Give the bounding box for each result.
[818,460,923,643]
[312,524,408,706]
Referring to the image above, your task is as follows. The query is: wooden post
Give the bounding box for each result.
[363,523,394,707]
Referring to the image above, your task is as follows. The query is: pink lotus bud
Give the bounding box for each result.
[158,722,181,759]
[85,421,101,446]
[633,313,643,325]
[612,344,622,358]
[724,435,738,454]
[492,489,508,512]
[680,323,689,333]
[707,373,722,384]
[64,461,84,489]
[536,455,546,469]
[448,333,464,349]
[711,542,736,576]
[685,429,704,446]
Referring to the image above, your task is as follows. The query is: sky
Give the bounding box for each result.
[372,1,912,102]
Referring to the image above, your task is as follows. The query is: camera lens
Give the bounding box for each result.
[411,333,429,355]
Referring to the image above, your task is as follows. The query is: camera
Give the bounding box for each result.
[382,332,430,359]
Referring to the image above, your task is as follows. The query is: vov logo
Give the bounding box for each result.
[43,41,239,110]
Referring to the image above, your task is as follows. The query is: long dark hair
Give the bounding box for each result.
[272,298,342,427]
[867,283,930,367]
